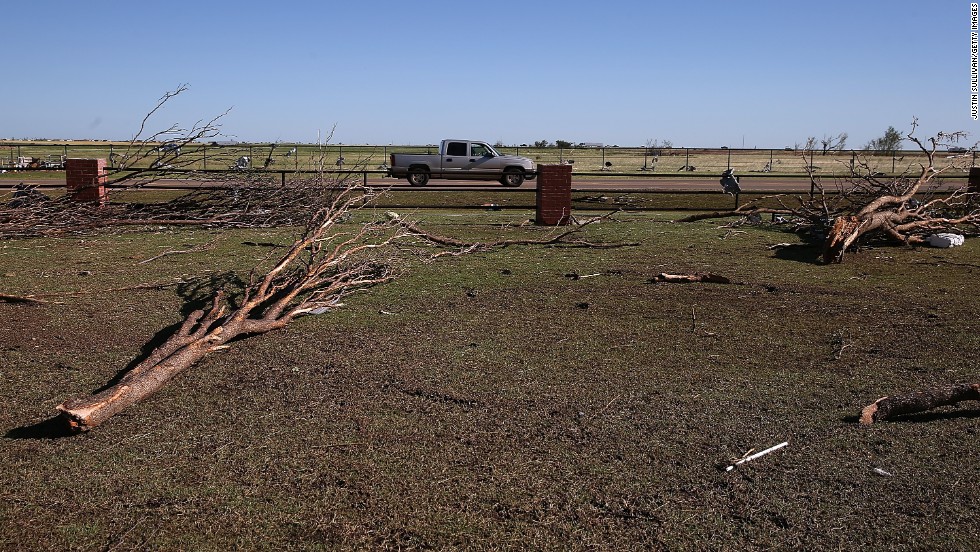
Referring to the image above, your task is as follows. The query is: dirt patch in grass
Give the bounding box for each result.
[1,210,979,550]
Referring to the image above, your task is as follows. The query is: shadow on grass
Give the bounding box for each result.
[91,271,244,394]
[5,416,75,439]
[772,244,821,264]
[6,272,246,440]
[841,409,980,425]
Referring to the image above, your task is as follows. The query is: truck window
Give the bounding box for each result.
[470,144,490,157]
[446,142,467,156]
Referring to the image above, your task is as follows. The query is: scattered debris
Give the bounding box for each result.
[830,330,854,360]
[720,168,741,195]
[927,233,965,248]
[8,183,50,208]
[565,272,603,280]
[720,229,747,239]
[139,240,216,264]
[725,441,789,472]
[649,273,732,284]
[873,468,894,477]
[576,302,590,309]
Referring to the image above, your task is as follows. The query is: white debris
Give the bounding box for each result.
[725,441,789,472]
[873,467,894,477]
[927,233,965,248]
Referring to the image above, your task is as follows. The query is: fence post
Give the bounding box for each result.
[65,158,107,204]
[535,164,572,226]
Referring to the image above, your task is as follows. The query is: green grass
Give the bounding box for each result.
[1,207,979,549]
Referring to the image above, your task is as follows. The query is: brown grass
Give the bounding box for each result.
[1,209,979,550]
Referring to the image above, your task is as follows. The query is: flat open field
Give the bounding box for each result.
[2,202,979,549]
[3,140,965,177]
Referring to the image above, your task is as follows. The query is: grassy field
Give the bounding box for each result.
[2,140,958,177]
[1,204,979,550]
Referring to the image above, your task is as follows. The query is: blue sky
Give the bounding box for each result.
[2,1,969,148]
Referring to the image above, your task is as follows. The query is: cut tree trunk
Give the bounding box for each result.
[859,383,980,424]
[57,304,289,432]
[822,216,864,264]
[57,337,215,431]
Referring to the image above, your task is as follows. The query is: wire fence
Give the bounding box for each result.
[0,141,974,178]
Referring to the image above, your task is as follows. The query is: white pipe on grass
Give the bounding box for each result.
[726,441,789,472]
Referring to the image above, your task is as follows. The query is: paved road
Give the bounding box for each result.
[11,173,963,193]
[399,175,815,192]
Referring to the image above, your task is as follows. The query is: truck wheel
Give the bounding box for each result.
[407,167,429,186]
[500,168,525,187]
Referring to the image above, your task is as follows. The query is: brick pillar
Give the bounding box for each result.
[535,164,572,225]
[970,167,980,193]
[65,158,107,204]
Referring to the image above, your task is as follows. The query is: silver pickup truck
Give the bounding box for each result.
[388,139,537,187]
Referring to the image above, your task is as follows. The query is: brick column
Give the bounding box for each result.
[535,164,572,225]
[65,158,107,204]
[970,167,980,193]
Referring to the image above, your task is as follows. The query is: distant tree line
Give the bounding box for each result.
[520,126,904,154]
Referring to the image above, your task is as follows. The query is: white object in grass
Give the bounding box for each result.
[927,233,965,248]
[726,441,789,472]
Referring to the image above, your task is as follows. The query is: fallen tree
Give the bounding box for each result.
[56,183,401,431]
[51,184,625,432]
[676,121,980,263]
[1,87,631,432]
[860,384,980,424]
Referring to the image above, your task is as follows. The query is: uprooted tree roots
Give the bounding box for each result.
[676,122,980,263]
